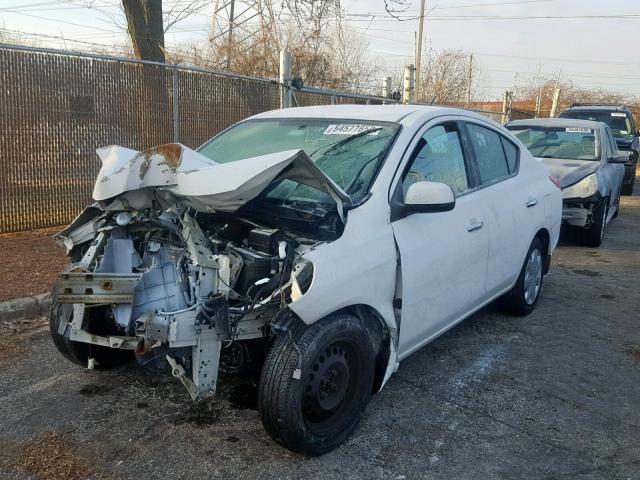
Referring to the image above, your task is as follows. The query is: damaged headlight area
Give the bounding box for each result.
[51,202,315,400]
[290,259,314,302]
[562,174,598,199]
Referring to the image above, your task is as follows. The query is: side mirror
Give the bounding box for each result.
[404,181,455,214]
[610,151,632,164]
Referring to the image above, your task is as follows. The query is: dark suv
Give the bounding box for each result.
[560,104,638,195]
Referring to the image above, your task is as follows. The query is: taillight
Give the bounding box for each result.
[549,176,561,189]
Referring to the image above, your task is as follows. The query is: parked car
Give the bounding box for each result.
[50,105,561,455]
[507,118,627,247]
[560,103,638,195]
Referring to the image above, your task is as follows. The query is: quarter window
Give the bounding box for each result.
[402,123,469,197]
[500,137,519,173]
[467,123,511,184]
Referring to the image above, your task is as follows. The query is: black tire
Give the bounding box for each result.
[612,194,620,219]
[498,237,545,316]
[582,199,608,247]
[258,314,375,456]
[49,302,133,370]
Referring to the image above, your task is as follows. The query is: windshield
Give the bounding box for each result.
[509,126,599,161]
[563,111,632,137]
[198,119,399,206]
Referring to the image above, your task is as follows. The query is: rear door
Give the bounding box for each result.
[391,118,490,358]
[462,120,543,295]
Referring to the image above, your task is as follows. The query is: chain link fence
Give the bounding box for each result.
[0,44,527,233]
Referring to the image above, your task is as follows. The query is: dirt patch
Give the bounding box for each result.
[0,317,48,368]
[0,431,120,480]
[0,226,66,302]
[572,269,602,277]
[171,399,221,426]
[626,345,640,363]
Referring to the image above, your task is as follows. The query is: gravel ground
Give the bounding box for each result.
[0,191,639,479]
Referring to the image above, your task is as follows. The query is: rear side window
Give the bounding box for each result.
[500,137,518,173]
[466,123,511,184]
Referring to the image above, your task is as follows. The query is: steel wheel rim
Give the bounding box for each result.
[302,340,359,433]
[524,248,542,305]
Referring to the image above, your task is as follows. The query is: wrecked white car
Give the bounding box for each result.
[50,105,562,455]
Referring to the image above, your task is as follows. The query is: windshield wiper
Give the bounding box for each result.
[308,127,383,158]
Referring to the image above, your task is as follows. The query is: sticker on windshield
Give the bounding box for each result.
[566,128,592,133]
[323,124,381,135]
[611,112,627,117]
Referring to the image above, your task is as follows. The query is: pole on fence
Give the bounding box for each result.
[403,64,415,104]
[502,90,512,124]
[172,66,180,142]
[279,50,292,109]
[550,87,561,118]
[382,77,391,100]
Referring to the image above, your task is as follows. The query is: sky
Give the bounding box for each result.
[1,0,639,100]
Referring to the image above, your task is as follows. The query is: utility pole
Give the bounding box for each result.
[226,0,235,70]
[466,54,473,107]
[415,0,426,101]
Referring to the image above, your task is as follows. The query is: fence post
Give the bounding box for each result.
[279,50,292,109]
[402,64,415,104]
[382,76,391,104]
[550,88,561,118]
[501,90,512,124]
[172,65,180,142]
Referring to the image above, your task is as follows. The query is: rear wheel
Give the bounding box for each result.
[582,200,607,247]
[49,302,133,370]
[499,237,545,316]
[258,314,374,455]
[621,178,634,196]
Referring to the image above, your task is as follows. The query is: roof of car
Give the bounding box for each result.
[252,104,470,125]
[563,105,629,113]
[507,118,603,130]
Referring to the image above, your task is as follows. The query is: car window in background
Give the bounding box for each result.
[509,126,599,161]
[563,111,632,138]
[466,123,511,184]
[402,123,469,196]
[198,119,399,204]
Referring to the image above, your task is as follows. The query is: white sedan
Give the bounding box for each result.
[50,105,562,455]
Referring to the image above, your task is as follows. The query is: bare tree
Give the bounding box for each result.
[416,49,478,104]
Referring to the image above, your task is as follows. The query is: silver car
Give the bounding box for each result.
[507,118,627,247]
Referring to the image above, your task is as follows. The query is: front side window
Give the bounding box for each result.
[466,123,511,184]
[198,119,399,205]
[508,125,599,161]
[402,123,469,197]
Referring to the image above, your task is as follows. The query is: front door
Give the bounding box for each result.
[391,120,490,358]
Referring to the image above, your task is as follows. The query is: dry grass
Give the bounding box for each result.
[0,431,121,480]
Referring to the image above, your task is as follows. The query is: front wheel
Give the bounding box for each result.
[498,237,545,316]
[258,314,375,456]
[49,302,133,370]
[582,200,607,247]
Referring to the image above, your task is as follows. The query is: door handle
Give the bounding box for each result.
[466,220,484,232]
[526,197,538,208]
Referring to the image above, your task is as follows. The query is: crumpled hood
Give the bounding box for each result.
[94,143,350,214]
[539,157,600,189]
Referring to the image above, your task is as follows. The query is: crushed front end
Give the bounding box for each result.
[50,142,347,399]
